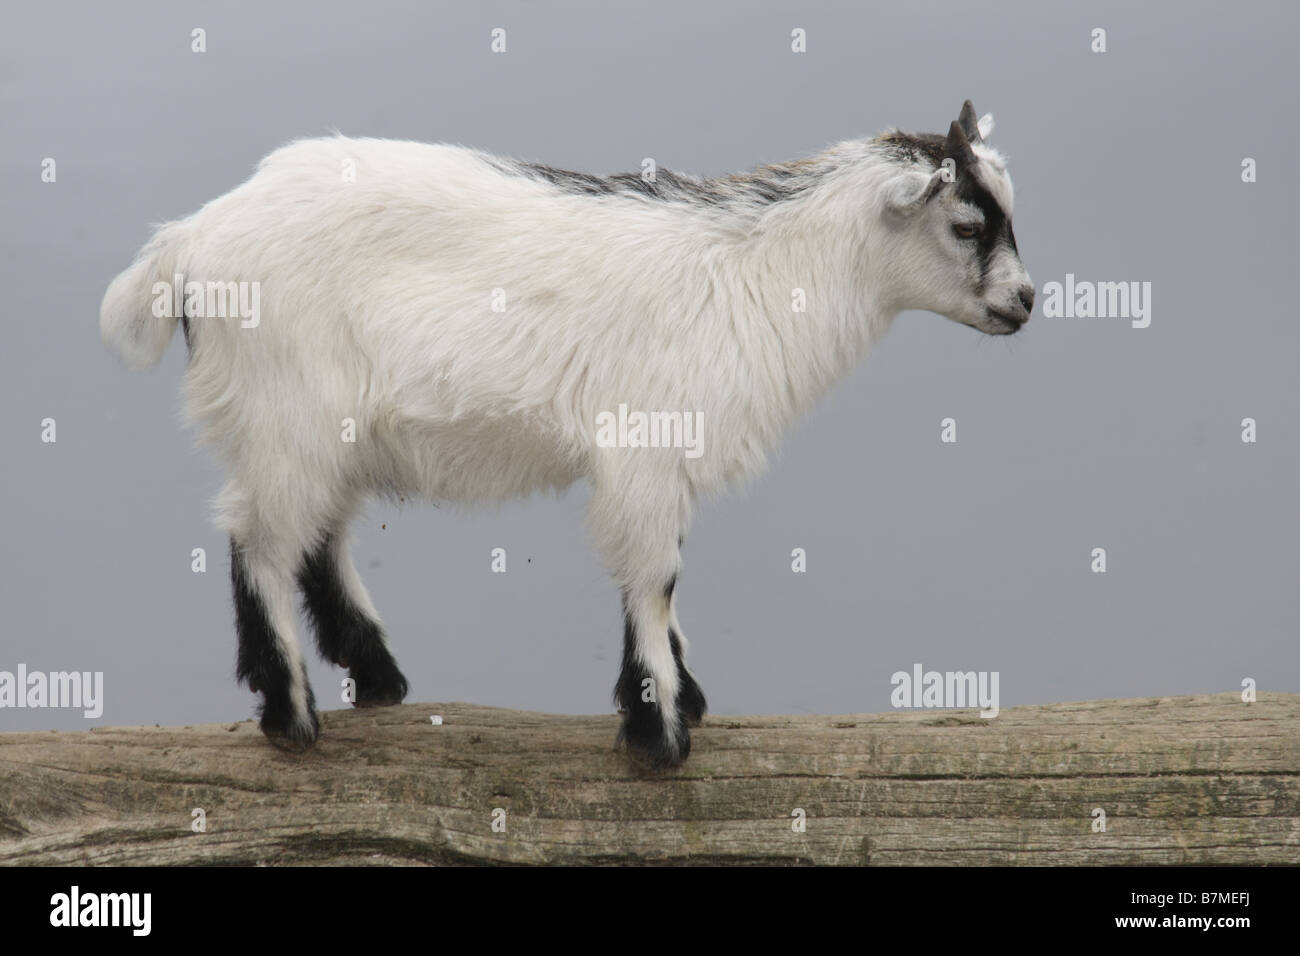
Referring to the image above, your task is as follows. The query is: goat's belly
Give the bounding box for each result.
[377,413,586,505]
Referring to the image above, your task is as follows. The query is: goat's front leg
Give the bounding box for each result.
[591,477,705,769]
[665,571,707,727]
[614,581,692,769]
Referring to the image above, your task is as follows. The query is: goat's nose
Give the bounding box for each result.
[1018,285,1035,315]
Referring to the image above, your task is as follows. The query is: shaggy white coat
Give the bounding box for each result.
[101,121,1029,753]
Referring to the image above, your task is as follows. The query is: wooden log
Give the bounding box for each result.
[1,693,1295,865]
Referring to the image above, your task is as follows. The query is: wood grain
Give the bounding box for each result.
[1,693,1295,865]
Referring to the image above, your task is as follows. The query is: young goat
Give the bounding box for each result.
[101,100,1033,769]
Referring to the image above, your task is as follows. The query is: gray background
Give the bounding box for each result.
[2,0,1296,732]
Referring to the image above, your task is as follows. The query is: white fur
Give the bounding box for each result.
[100,123,1029,752]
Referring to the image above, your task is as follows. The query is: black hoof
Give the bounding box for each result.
[259,701,320,752]
[351,657,409,708]
[678,675,708,728]
[264,725,318,753]
[669,629,707,727]
[617,707,691,771]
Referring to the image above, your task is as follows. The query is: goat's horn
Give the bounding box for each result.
[958,100,981,143]
[944,120,978,168]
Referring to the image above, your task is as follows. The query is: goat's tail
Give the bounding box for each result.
[99,221,189,369]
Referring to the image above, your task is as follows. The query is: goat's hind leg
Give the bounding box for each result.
[231,538,319,750]
[298,531,408,707]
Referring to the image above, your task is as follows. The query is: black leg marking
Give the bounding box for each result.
[297,535,408,708]
[613,597,690,770]
[231,539,318,750]
[670,628,708,727]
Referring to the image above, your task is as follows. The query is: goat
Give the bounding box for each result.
[100,100,1033,769]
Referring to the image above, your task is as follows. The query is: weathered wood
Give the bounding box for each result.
[0,693,1296,865]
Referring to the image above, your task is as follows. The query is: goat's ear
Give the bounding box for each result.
[917,167,947,204]
[944,120,978,170]
[958,100,981,143]
[883,169,946,215]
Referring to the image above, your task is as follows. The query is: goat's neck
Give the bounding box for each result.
[720,156,903,426]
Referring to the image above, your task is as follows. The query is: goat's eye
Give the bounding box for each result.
[953,223,982,240]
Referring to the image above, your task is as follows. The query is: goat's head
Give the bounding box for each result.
[879,101,1033,335]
